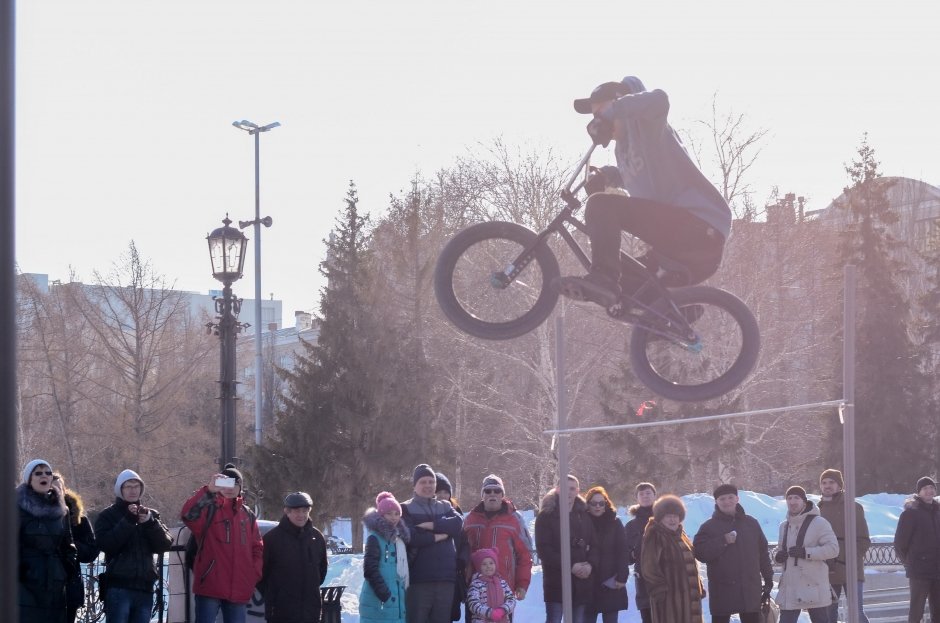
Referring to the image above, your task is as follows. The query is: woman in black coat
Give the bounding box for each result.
[54,473,99,623]
[17,459,76,623]
[584,486,630,623]
[535,480,599,622]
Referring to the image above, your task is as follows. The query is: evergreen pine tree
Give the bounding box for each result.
[250,182,425,542]
[833,136,933,492]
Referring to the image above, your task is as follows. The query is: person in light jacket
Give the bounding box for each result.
[773,486,839,623]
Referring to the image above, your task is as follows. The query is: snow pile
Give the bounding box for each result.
[324,491,910,622]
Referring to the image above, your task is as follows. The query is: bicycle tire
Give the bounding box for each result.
[434,221,561,340]
[629,285,760,402]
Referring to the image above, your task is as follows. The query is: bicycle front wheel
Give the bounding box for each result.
[629,285,760,402]
[434,221,560,340]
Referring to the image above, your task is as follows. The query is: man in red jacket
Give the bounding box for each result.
[181,464,263,623]
[462,474,533,602]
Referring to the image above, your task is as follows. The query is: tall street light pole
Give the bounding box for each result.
[206,216,248,470]
[232,119,279,447]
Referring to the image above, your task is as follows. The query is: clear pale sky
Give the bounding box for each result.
[15,1,940,322]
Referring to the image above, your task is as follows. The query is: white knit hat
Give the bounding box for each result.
[22,459,53,484]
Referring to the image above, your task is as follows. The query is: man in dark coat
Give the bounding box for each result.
[624,482,657,623]
[817,468,871,623]
[258,492,328,623]
[402,463,464,623]
[894,476,940,623]
[94,468,173,623]
[692,484,773,623]
[535,475,598,623]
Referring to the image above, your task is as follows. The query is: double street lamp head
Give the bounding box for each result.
[207,215,248,284]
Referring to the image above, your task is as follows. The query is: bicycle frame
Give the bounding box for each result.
[492,145,690,338]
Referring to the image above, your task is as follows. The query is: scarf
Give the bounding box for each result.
[478,572,505,608]
[395,536,410,590]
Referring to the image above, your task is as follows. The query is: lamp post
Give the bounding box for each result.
[206,215,248,471]
[232,119,279,447]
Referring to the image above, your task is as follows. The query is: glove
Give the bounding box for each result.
[490,607,506,621]
[586,116,614,147]
[584,167,608,195]
[787,546,807,559]
[774,549,788,563]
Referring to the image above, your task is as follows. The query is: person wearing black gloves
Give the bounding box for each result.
[94,468,173,623]
[556,77,731,310]
[773,486,838,623]
[259,491,329,623]
[693,484,773,623]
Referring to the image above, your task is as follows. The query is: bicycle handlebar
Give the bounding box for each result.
[562,143,598,195]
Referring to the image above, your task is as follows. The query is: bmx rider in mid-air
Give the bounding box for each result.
[556,76,732,309]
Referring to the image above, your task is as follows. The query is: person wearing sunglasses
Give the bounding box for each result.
[461,474,533,616]
[17,459,77,623]
[583,486,629,623]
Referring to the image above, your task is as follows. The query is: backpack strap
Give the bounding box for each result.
[795,514,815,550]
[195,502,218,565]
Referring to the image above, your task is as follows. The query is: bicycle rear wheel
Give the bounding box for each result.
[434,221,560,340]
[629,285,760,402]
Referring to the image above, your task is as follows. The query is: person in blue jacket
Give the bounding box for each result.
[556,76,732,309]
[402,463,464,623]
[361,492,411,623]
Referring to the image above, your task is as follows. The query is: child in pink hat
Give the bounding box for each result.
[466,547,517,622]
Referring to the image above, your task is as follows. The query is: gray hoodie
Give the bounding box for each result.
[608,76,732,239]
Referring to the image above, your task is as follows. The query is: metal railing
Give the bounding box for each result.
[769,542,903,566]
[73,553,168,623]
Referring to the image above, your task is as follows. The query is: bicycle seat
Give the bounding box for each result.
[648,251,692,287]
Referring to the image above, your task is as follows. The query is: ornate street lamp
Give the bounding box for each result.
[206,215,248,470]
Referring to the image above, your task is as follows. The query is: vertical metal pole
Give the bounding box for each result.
[252,131,263,446]
[843,265,860,623]
[0,0,17,618]
[555,312,573,623]
[220,283,238,470]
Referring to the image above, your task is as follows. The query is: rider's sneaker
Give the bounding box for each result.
[554,273,621,308]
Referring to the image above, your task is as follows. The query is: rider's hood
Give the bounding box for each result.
[621,76,647,95]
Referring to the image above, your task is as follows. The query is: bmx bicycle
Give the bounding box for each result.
[433,143,760,402]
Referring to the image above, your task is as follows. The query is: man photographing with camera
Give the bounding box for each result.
[94,468,174,623]
[181,463,263,623]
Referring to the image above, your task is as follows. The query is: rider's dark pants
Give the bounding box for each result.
[584,192,724,293]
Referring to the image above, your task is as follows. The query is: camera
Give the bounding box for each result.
[214,476,237,489]
[137,505,150,515]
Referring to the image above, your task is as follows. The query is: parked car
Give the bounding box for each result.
[326,535,353,554]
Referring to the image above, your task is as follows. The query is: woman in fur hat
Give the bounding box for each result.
[17,459,77,623]
[360,491,411,623]
[640,494,704,623]
[53,472,99,623]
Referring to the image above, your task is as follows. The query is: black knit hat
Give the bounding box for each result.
[652,494,686,522]
[713,483,738,499]
[413,463,435,485]
[916,476,937,493]
[435,472,453,496]
[785,486,808,502]
[819,469,844,489]
[222,463,243,484]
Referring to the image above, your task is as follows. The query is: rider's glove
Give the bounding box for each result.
[586,116,614,147]
[584,167,608,195]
